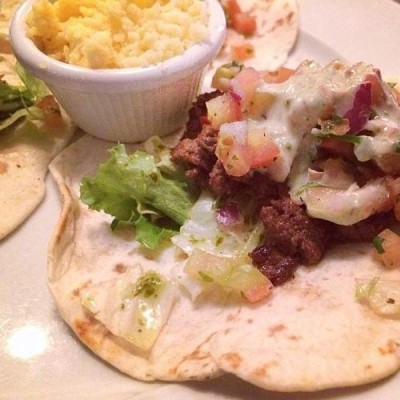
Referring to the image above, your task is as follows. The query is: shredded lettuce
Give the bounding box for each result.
[0,108,30,131]
[172,192,262,257]
[355,278,400,316]
[80,269,177,350]
[0,62,49,131]
[80,143,196,249]
[183,248,272,302]
[15,62,48,100]
[172,192,269,302]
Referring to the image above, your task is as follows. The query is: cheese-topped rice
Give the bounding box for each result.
[26,0,209,69]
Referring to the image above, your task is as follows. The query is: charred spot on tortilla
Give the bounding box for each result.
[252,361,279,379]
[378,340,399,356]
[0,159,7,174]
[72,280,93,298]
[226,313,238,322]
[182,347,211,363]
[74,318,103,350]
[221,352,243,369]
[288,335,302,341]
[268,324,286,337]
[114,263,128,274]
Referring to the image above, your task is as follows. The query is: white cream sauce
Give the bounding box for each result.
[253,60,391,181]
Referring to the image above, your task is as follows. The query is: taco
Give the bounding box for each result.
[216,0,298,69]
[48,59,400,392]
[0,1,76,240]
[201,0,298,90]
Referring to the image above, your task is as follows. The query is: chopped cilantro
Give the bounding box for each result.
[338,135,362,144]
[230,60,244,69]
[312,130,362,145]
[369,110,378,120]
[215,236,223,246]
[284,143,292,150]
[134,271,165,298]
[198,271,214,283]
[331,114,344,125]
[372,235,385,255]
[295,181,324,196]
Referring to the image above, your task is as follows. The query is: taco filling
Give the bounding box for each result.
[170,60,400,285]
[81,60,400,291]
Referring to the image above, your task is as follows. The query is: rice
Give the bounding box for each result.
[26,0,209,69]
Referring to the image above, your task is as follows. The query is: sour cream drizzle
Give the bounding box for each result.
[254,60,400,182]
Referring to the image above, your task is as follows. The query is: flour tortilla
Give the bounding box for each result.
[227,0,299,70]
[48,133,228,381]
[203,0,299,90]
[48,133,400,391]
[0,54,76,240]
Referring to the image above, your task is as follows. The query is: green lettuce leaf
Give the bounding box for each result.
[0,62,49,131]
[0,108,30,131]
[80,144,196,249]
[15,62,48,100]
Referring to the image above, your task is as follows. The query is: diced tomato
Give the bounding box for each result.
[230,67,261,111]
[247,128,279,168]
[261,67,295,84]
[231,42,255,61]
[216,123,280,176]
[223,0,256,35]
[242,282,272,303]
[373,229,400,268]
[216,122,251,177]
[231,12,257,36]
[36,95,64,130]
[36,95,59,111]
[222,0,241,16]
[206,92,242,130]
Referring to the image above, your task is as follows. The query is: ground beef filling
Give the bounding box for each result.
[251,198,328,285]
[252,199,393,285]
[172,94,287,199]
[172,92,394,286]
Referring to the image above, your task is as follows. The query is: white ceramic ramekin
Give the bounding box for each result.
[9,0,226,143]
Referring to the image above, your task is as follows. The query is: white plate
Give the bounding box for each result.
[1,1,400,399]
